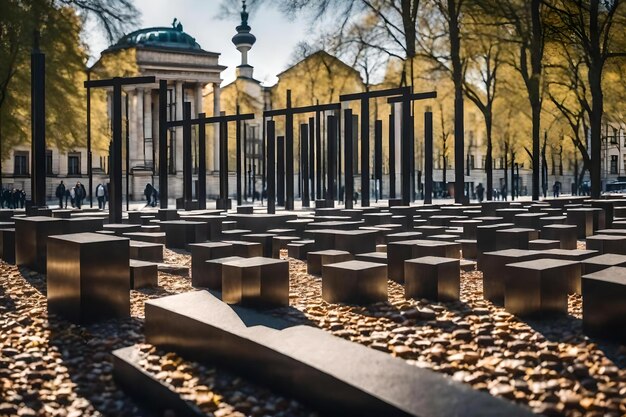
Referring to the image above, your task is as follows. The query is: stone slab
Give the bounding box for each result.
[144,291,535,417]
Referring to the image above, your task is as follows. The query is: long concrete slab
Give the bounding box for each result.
[144,291,535,417]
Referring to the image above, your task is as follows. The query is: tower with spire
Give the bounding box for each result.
[232,0,256,79]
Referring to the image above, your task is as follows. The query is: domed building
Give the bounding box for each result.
[92,20,225,200]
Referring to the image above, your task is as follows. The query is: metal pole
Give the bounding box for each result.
[267,120,276,214]
[236,105,242,206]
[424,111,433,204]
[277,136,285,206]
[243,120,248,201]
[401,96,411,205]
[301,123,309,207]
[327,115,336,204]
[454,96,465,203]
[198,113,207,209]
[374,120,383,201]
[182,102,192,206]
[87,71,93,207]
[389,110,396,199]
[308,117,315,201]
[344,109,354,209]
[315,110,322,199]
[111,83,123,223]
[125,92,130,212]
[31,32,46,208]
[360,98,370,206]
[158,81,168,208]
[285,90,294,210]
[219,117,228,204]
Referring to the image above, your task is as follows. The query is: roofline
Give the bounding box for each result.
[275,50,361,79]
[102,44,220,57]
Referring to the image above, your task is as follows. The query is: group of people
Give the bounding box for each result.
[143,183,159,207]
[55,181,87,209]
[0,188,26,209]
[56,181,109,209]
[474,183,510,202]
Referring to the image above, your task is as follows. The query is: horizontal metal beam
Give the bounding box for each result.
[340,86,410,102]
[166,112,255,128]
[264,102,340,118]
[84,76,156,88]
[387,91,437,103]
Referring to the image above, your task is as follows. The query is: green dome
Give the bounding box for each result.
[110,23,202,51]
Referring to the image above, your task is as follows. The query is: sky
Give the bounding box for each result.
[84,0,310,87]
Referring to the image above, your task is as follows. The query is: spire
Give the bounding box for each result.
[241,0,249,27]
[232,0,256,79]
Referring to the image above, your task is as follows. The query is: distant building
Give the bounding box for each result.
[3,2,620,202]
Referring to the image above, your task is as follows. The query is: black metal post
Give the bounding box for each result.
[337,110,342,204]
[87,71,93,207]
[244,120,248,201]
[198,113,207,209]
[424,111,433,204]
[401,96,411,206]
[182,102,193,206]
[111,84,123,223]
[301,123,310,207]
[315,110,322,199]
[389,112,396,199]
[410,115,415,202]
[285,90,294,210]
[125,93,130,212]
[454,96,465,203]
[158,80,168,208]
[360,98,370,206]
[277,136,285,206]
[236,105,242,206]
[262,118,266,203]
[31,32,46,208]
[344,109,354,209]
[374,120,383,201]
[219,117,229,204]
[308,117,315,201]
[267,120,276,214]
[327,115,336,203]
[511,153,516,201]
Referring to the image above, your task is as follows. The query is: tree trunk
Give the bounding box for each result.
[448,0,465,203]
[485,116,493,200]
[503,142,508,200]
[588,0,603,198]
[442,156,447,196]
[530,0,543,200]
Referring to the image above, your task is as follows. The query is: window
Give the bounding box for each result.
[14,151,28,176]
[46,150,53,175]
[610,155,618,174]
[469,155,475,170]
[68,153,81,176]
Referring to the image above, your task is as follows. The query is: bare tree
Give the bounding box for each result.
[461,9,505,200]
[475,0,545,200]
[544,0,626,197]
[417,0,466,202]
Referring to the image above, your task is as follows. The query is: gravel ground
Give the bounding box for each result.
[1,246,626,417]
[0,249,313,417]
[274,250,626,417]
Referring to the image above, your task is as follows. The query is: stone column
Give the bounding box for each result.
[212,83,221,172]
[135,87,144,166]
[144,89,153,167]
[175,81,184,174]
[127,89,138,169]
[195,83,203,116]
